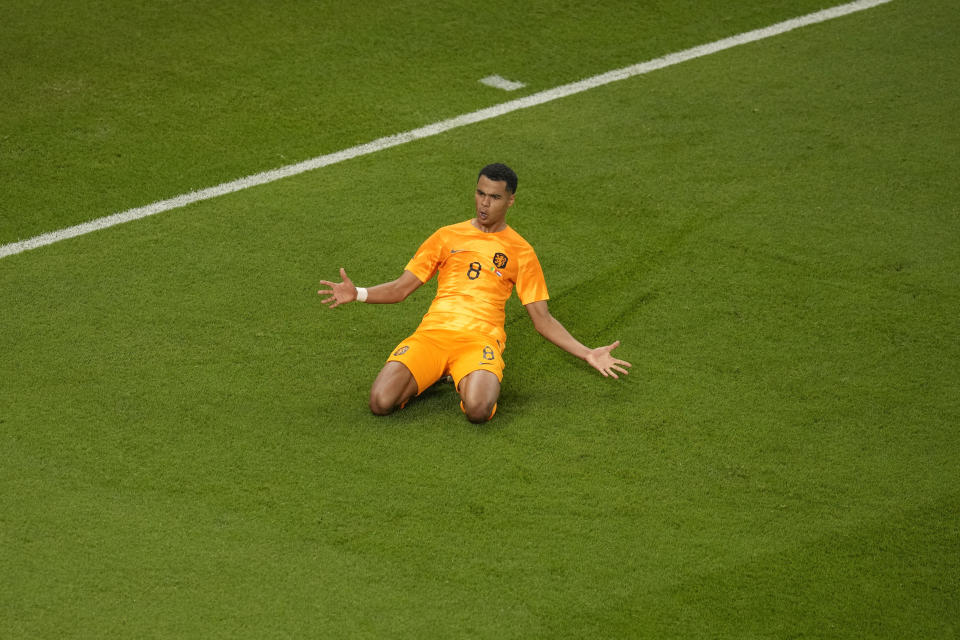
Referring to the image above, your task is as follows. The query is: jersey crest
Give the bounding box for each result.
[492,252,508,269]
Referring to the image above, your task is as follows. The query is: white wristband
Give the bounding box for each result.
[355,287,368,303]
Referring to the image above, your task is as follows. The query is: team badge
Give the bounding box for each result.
[492,252,508,269]
[393,345,410,356]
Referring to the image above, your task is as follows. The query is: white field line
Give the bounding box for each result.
[0,0,892,260]
[480,75,527,91]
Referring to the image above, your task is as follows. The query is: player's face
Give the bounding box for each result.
[474,175,515,232]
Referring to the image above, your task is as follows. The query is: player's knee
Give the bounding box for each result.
[369,399,392,416]
[463,399,496,424]
[369,388,396,416]
[369,362,417,416]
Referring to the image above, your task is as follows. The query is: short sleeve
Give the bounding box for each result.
[516,246,549,305]
[404,228,445,283]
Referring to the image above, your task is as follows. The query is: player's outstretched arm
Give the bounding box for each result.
[318,268,422,309]
[525,300,632,379]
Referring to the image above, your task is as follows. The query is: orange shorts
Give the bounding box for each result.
[386,330,505,394]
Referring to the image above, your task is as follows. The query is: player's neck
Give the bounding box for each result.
[471,218,507,234]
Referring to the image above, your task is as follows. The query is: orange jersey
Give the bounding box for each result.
[405,220,549,345]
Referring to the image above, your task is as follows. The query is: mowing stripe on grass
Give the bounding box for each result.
[0,0,892,260]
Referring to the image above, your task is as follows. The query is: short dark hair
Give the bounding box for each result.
[478,163,518,194]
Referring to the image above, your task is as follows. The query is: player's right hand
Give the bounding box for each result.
[318,267,357,309]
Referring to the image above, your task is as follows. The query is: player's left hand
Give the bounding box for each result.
[586,340,632,379]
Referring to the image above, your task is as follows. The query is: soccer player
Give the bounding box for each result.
[318,163,631,423]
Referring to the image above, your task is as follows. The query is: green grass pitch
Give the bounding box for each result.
[1,0,958,637]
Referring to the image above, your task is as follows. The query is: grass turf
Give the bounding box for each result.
[2,0,958,637]
[0,0,833,245]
